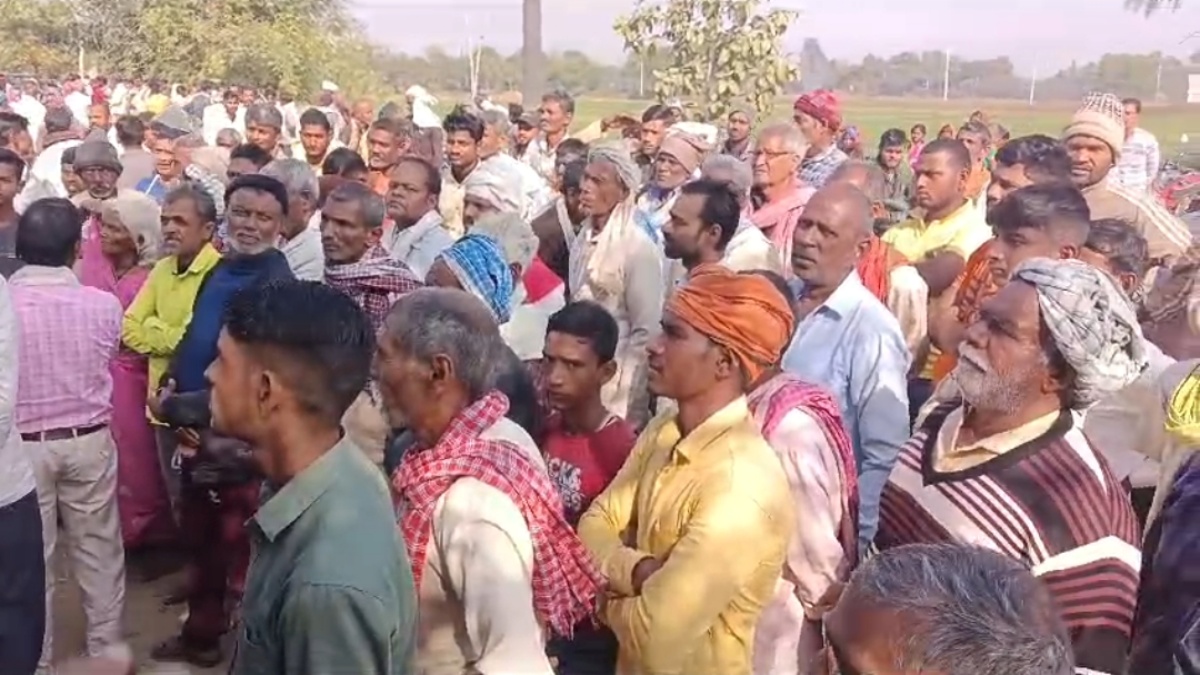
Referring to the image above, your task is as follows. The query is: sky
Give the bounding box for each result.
[350,0,1200,75]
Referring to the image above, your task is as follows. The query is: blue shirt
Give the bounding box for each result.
[135,175,169,204]
[781,271,911,553]
[170,250,293,392]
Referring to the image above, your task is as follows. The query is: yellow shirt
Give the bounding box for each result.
[884,200,991,378]
[578,398,794,675]
[121,244,221,422]
[882,199,992,263]
[933,407,1060,473]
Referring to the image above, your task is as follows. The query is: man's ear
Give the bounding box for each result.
[598,359,617,386]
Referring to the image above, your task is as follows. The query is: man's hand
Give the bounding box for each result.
[631,556,663,594]
[148,378,176,420]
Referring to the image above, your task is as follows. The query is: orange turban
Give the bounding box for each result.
[667,265,796,383]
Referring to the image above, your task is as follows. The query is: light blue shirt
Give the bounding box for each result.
[782,271,911,553]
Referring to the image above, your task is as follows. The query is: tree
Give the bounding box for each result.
[614,0,798,121]
[1125,0,1180,15]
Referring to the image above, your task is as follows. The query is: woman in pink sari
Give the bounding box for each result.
[79,191,172,549]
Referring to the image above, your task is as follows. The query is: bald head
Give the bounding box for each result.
[808,183,874,238]
[792,183,874,288]
[829,160,887,203]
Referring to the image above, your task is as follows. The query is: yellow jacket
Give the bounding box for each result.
[121,244,221,422]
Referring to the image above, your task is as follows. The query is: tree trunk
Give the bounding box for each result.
[521,0,544,107]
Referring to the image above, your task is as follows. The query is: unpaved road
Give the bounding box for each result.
[53,559,230,674]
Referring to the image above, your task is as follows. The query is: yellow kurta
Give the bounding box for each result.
[578,398,795,675]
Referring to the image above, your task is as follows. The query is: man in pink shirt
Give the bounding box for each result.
[8,198,124,673]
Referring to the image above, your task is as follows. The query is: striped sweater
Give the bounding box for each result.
[874,403,1141,675]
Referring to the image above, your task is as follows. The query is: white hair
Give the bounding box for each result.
[260,158,319,200]
[478,109,511,137]
[700,154,753,196]
[471,212,538,273]
[845,543,1074,675]
[103,190,164,266]
[758,123,808,157]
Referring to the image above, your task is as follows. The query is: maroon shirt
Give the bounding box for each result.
[540,413,636,524]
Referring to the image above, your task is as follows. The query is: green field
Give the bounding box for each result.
[550,97,1200,156]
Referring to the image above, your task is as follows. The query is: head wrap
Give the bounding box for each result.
[73,140,121,173]
[245,103,283,130]
[569,143,644,296]
[102,190,163,266]
[472,212,539,274]
[1166,363,1200,447]
[1010,257,1147,408]
[657,132,711,175]
[463,161,523,215]
[793,89,842,130]
[437,234,515,323]
[667,265,796,383]
[1062,92,1125,160]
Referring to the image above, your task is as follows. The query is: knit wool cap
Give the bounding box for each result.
[153,105,194,138]
[657,132,711,174]
[1062,92,1125,159]
[73,140,121,172]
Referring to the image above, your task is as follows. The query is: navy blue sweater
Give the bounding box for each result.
[168,249,294,393]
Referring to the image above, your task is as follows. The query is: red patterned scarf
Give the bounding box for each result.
[391,390,600,636]
[325,245,423,332]
[759,373,860,559]
[856,236,909,303]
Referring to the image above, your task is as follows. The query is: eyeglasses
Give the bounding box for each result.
[751,149,793,162]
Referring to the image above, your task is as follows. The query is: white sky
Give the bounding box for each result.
[351,0,1200,75]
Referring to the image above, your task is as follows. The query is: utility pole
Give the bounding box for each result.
[521,0,545,106]
[1029,64,1038,106]
[942,49,951,101]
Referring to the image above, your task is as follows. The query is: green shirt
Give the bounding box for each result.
[232,438,417,675]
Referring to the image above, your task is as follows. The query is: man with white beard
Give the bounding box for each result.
[872,257,1146,675]
[148,175,294,667]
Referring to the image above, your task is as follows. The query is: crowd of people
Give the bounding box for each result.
[0,72,1197,675]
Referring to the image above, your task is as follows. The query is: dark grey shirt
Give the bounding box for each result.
[232,438,417,675]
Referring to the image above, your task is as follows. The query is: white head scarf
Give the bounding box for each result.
[405,85,441,129]
[569,142,645,297]
[463,161,523,215]
[1011,257,1148,408]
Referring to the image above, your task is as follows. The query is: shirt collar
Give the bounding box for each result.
[793,270,867,319]
[174,242,220,277]
[252,437,356,542]
[918,199,973,228]
[8,264,80,287]
[655,396,752,462]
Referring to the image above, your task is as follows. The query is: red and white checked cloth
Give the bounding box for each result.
[391,390,600,637]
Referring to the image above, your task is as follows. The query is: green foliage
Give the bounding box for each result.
[0,0,385,97]
[613,0,798,121]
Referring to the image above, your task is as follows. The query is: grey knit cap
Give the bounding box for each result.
[153,105,195,138]
[73,140,122,172]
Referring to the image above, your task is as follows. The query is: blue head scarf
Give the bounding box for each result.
[437,234,515,323]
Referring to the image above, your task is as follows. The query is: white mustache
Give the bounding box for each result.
[958,346,991,373]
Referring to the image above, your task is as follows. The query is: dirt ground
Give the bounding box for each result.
[53,557,230,675]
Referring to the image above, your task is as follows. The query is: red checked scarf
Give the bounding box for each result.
[759,373,860,561]
[391,390,601,637]
[325,245,423,332]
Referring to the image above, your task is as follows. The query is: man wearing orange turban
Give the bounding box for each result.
[670,266,862,675]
